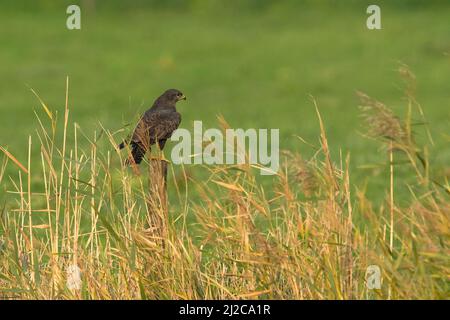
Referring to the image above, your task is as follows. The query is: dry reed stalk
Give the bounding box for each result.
[27,136,34,284]
[389,141,394,254]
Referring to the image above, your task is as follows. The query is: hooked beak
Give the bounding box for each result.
[179,94,187,101]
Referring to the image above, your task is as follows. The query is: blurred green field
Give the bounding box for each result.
[0,1,449,201]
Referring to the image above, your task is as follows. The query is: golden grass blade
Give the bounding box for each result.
[29,87,53,121]
[212,180,244,192]
[32,224,50,229]
[237,289,272,299]
[0,146,28,174]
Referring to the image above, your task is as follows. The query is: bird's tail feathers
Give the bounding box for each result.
[124,142,146,166]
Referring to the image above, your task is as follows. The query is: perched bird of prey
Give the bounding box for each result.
[119,89,186,164]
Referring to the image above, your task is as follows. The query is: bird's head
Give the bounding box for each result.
[159,89,186,105]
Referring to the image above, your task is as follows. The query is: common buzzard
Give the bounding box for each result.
[119,89,186,164]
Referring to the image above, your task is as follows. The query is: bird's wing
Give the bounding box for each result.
[131,110,181,147]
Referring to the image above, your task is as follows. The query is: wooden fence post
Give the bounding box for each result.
[147,158,169,243]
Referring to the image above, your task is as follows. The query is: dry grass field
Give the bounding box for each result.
[0,69,448,299]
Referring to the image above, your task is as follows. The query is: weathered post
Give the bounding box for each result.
[147,158,169,243]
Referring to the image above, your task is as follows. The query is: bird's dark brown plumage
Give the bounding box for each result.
[119,89,185,164]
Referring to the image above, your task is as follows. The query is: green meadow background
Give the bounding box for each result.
[0,0,449,202]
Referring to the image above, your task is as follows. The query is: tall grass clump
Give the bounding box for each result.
[0,73,448,300]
